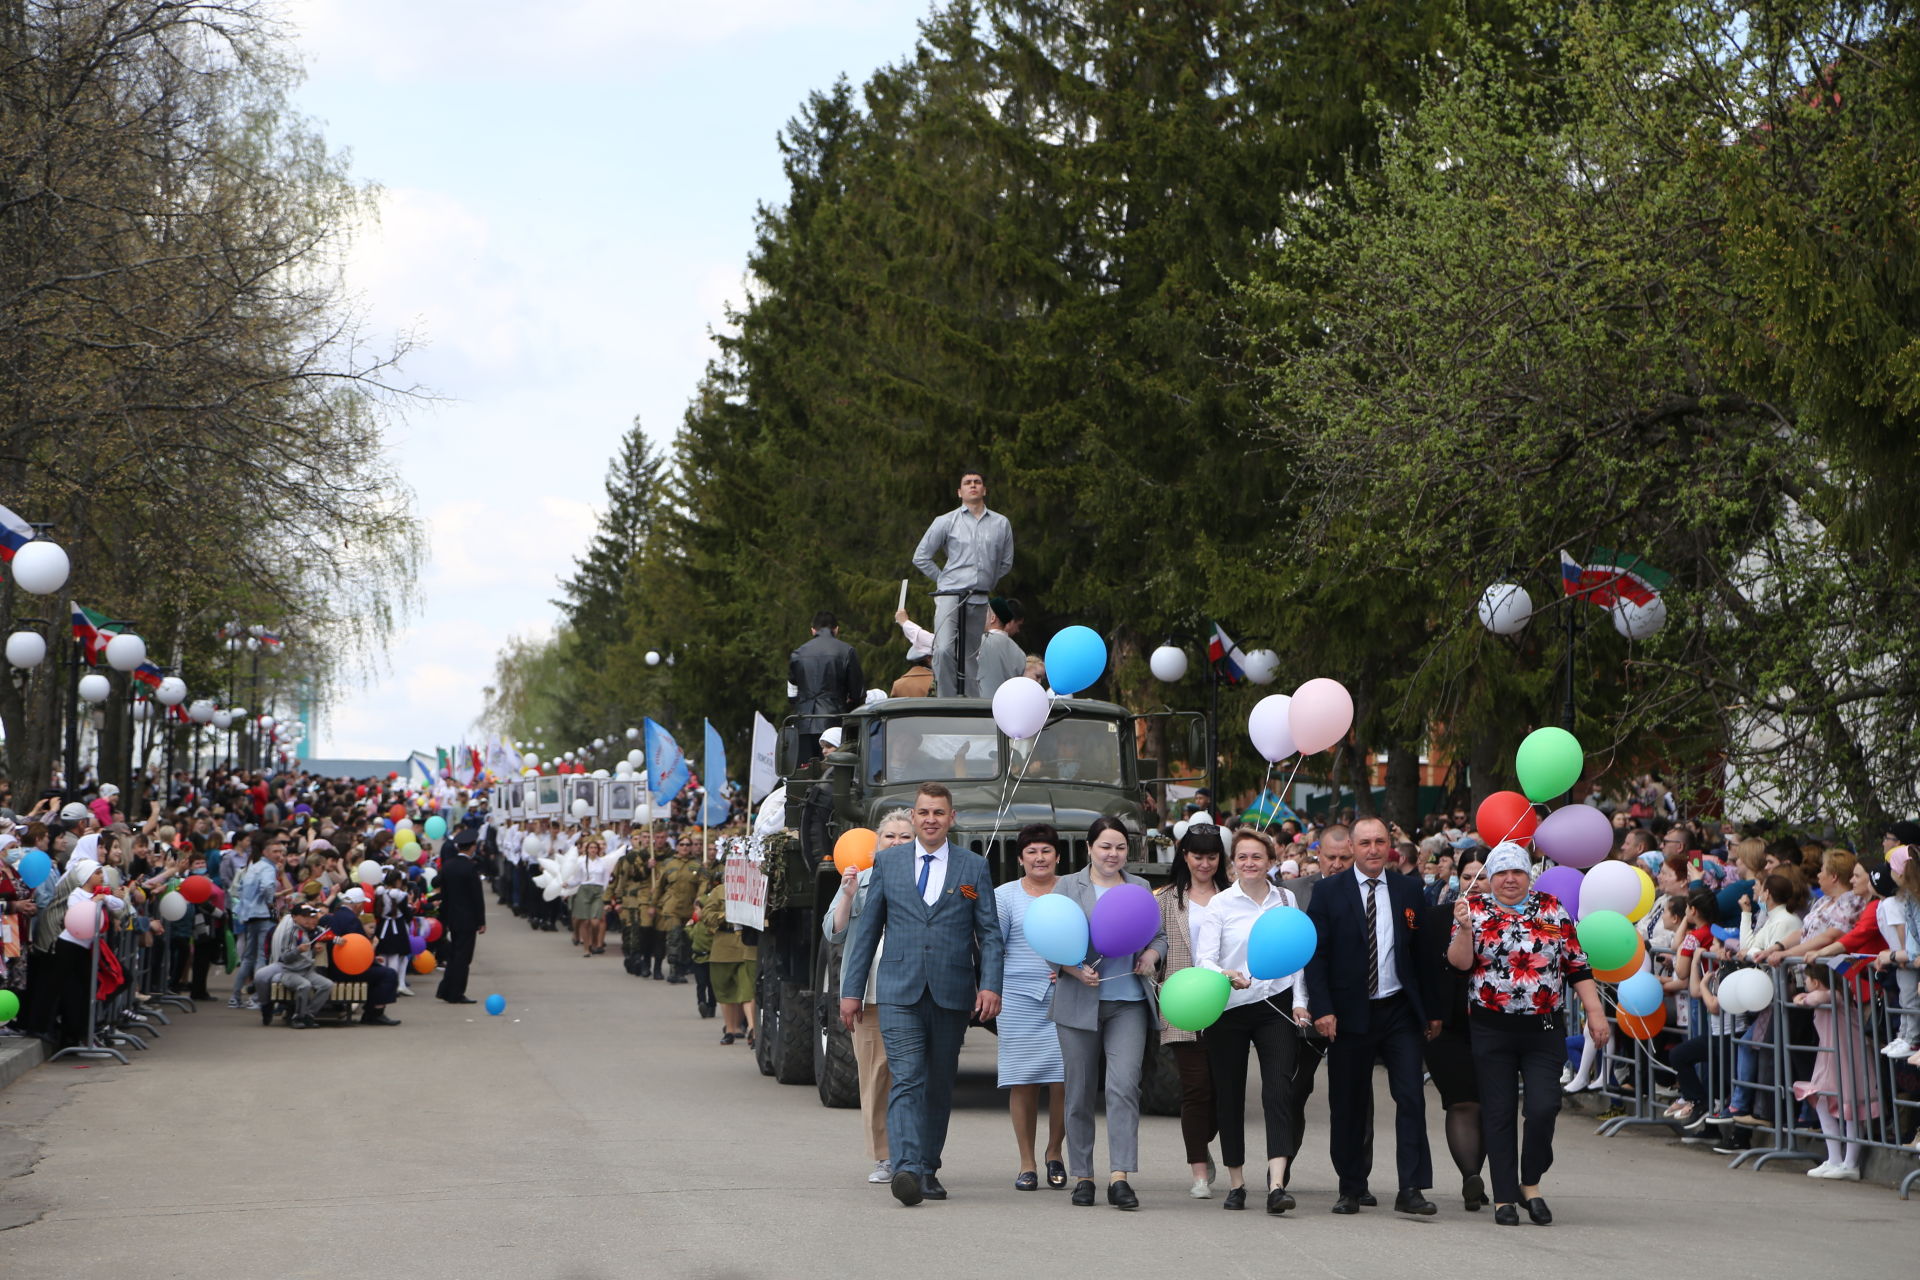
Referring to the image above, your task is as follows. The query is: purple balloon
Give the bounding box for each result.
[1088,883,1159,957]
[408,933,427,956]
[1534,865,1584,917]
[1533,803,1613,869]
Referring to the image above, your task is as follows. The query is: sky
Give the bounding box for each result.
[284,0,934,760]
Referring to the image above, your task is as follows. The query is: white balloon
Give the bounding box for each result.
[212,710,233,729]
[5,630,46,668]
[158,892,190,921]
[355,859,383,885]
[592,768,609,779]
[1478,583,1534,636]
[625,726,640,740]
[1611,595,1667,641]
[1242,649,1280,686]
[646,651,661,666]
[258,714,275,730]
[521,833,548,860]
[614,761,634,778]
[1718,967,1776,1016]
[1248,694,1297,763]
[104,632,148,672]
[523,754,541,770]
[78,673,111,702]
[992,676,1051,740]
[626,748,643,766]
[593,738,605,750]
[395,818,413,831]
[10,540,70,595]
[633,803,654,825]
[1579,860,1643,917]
[155,676,188,706]
[571,798,593,819]
[1149,645,1188,682]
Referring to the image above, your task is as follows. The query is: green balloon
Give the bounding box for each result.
[1576,910,1639,971]
[1160,967,1231,1032]
[1515,726,1583,802]
[0,989,18,1023]
[424,815,448,841]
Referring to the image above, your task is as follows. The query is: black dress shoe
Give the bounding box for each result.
[1357,1190,1378,1207]
[1494,1203,1520,1226]
[1071,1179,1096,1206]
[719,1032,736,1045]
[1107,1179,1138,1210]
[1524,1196,1552,1225]
[361,1012,401,1026]
[441,996,477,1004]
[1462,1174,1488,1211]
[1223,1187,1247,1210]
[1330,1194,1363,1215]
[891,1169,923,1206]
[1014,1171,1039,1191]
[698,1003,716,1019]
[1266,1186,1296,1214]
[921,1174,947,1201]
[1394,1189,1437,1216]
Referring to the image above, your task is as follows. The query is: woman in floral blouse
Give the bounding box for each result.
[1447,843,1608,1227]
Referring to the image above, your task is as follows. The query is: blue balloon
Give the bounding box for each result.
[1043,625,1108,697]
[485,993,506,1016]
[1022,893,1090,968]
[17,848,52,889]
[1616,970,1663,1018]
[1246,905,1317,979]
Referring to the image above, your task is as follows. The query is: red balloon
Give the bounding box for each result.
[425,918,443,944]
[1475,791,1540,846]
[178,874,214,904]
[389,803,407,821]
[1618,1006,1666,1040]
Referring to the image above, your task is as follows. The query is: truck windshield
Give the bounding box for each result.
[869,715,1125,787]
[1014,718,1125,786]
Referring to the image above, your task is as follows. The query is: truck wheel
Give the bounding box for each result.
[754,967,778,1077]
[1140,1040,1182,1117]
[812,945,859,1108]
[774,980,816,1085]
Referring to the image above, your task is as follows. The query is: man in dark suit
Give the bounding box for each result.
[840,782,1004,1207]
[789,611,864,762]
[1304,817,1437,1216]
[1284,825,1371,1191]
[435,828,486,1004]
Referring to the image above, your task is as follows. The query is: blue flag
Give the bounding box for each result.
[644,718,690,807]
[701,720,731,827]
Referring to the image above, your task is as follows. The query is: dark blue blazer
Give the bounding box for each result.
[840,842,1004,1011]
[1304,868,1429,1034]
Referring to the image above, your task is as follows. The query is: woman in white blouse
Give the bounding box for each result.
[1192,828,1309,1214]
[572,834,615,957]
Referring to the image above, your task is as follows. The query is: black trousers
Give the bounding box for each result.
[1205,1001,1297,1169]
[54,939,95,1048]
[436,928,477,1001]
[1469,1018,1564,1203]
[1287,1031,1371,1177]
[1326,993,1432,1195]
[190,936,219,998]
[1170,1041,1217,1165]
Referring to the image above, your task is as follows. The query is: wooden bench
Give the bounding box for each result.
[260,941,371,1025]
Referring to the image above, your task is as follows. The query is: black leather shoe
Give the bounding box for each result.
[1071,1179,1096,1206]
[1462,1174,1488,1211]
[1046,1159,1067,1189]
[891,1169,923,1206]
[1330,1194,1363,1215]
[1394,1189,1437,1216]
[1223,1187,1247,1210]
[719,1032,735,1045]
[361,1012,401,1026]
[441,996,477,1004]
[1014,1171,1039,1191]
[1524,1196,1552,1225]
[1494,1203,1520,1226]
[1357,1190,1378,1207]
[1107,1179,1138,1210]
[1266,1186,1295,1215]
[921,1174,947,1201]
[698,1003,716,1019]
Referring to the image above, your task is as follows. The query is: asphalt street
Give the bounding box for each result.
[3,911,1914,1278]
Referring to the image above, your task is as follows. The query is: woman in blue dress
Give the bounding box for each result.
[996,822,1069,1191]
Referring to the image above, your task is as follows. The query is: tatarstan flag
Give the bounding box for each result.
[1560,548,1670,609]
[71,603,118,664]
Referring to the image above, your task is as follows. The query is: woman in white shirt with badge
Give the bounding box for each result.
[1192,827,1309,1214]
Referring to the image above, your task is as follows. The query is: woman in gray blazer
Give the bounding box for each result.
[1050,817,1167,1210]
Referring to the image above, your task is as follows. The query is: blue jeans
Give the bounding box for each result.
[230,919,272,1000]
[1729,1018,1764,1113]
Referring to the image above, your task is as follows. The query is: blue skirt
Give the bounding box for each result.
[997,987,1066,1087]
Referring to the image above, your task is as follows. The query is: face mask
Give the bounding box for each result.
[1422,873,1436,884]
[1449,875,1460,890]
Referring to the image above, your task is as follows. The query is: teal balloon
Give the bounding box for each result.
[1247,906,1317,979]
[424,815,448,840]
[1022,893,1090,967]
[1515,726,1583,802]
[1616,970,1663,1018]
[1044,626,1108,697]
[1160,967,1231,1032]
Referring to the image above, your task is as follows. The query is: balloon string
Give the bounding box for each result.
[983,709,1049,860]
[1461,804,1542,896]
[1259,755,1308,834]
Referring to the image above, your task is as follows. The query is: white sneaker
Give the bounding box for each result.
[1805,1162,1834,1177]
[1811,1163,1861,1181]
[1880,1037,1915,1058]
[397,987,415,997]
[242,999,261,1011]
[1189,1178,1213,1199]
[867,1160,892,1184]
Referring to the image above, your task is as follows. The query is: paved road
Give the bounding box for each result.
[3,913,1913,1277]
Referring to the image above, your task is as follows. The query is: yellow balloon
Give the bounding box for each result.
[395,830,418,849]
[1626,867,1656,922]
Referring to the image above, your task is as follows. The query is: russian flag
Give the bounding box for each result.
[132,661,164,690]
[0,503,33,563]
[1207,621,1246,683]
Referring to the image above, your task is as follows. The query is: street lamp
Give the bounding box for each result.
[9,540,69,595]
[104,632,148,671]
[5,630,46,668]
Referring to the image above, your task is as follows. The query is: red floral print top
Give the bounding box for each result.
[1458,891,1592,1017]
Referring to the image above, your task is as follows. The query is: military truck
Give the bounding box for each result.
[751,695,1203,1113]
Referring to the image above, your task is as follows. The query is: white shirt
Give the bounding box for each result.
[912,840,950,906]
[1352,867,1402,998]
[582,853,614,889]
[58,888,125,946]
[1193,880,1305,1009]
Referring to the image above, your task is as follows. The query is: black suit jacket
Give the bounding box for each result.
[789,632,864,734]
[437,853,487,931]
[1304,868,1429,1034]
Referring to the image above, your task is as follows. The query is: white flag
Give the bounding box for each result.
[749,711,778,806]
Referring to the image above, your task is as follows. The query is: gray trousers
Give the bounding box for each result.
[277,970,334,1019]
[931,594,988,697]
[1056,999,1150,1178]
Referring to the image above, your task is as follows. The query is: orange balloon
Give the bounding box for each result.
[412,950,437,975]
[832,828,879,874]
[332,933,373,975]
[389,804,406,821]
[1591,938,1646,983]
[1618,1006,1666,1040]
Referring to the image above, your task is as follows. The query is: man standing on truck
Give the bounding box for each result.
[790,611,864,762]
[839,782,1004,1207]
[912,470,1014,697]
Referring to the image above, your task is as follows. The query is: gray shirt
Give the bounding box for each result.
[975,629,1025,699]
[913,504,1014,594]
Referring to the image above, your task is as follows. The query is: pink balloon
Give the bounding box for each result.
[1288,678,1354,755]
[66,898,101,944]
[1533,803,1613,870]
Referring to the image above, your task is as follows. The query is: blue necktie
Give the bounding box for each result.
[918,854,934,898]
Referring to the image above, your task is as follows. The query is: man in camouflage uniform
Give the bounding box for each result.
[609,837,657,978]
[651,832,704,985]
